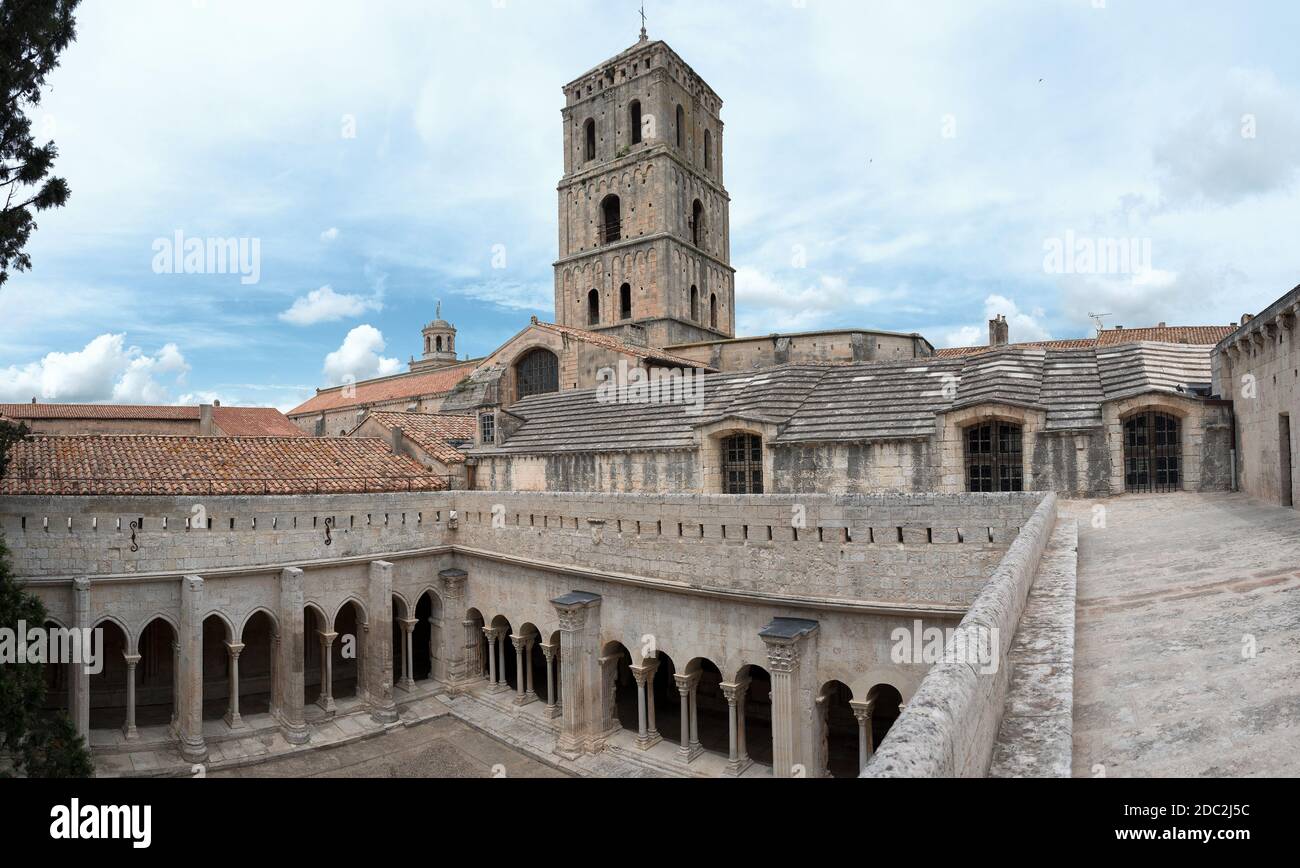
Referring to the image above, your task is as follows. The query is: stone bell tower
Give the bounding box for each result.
[553,27,735,348]
[410,301,458,372]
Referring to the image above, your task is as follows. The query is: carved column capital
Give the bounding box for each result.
[224,641,245,659]
[439,568,468,597]
[399,617,418,634]
[540,642,557,661]
[673,672,700,695]
[123,652,141,668]
[850,699,876,722]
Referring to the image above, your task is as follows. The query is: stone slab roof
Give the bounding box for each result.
[288,361,479,417]
[352,412,476,465]
[0,435,445,495]
[470,342,1214,455]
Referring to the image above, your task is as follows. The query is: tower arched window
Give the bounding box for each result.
[704,129,712,170]
[584,118,596,162]
[710,293,718,329]
[515,348,560,400]
[587,289,601,326]
[691,199,704,248]
[630,100,642,145]
[676,104,685,148]
[690,285,699,322]
[600,194,622,244]
[435,336,442,352]
[620,283,632,320]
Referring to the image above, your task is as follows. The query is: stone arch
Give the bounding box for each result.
[866,683,904,750]
[734,663,773,769]
[238,607,280,644]
[391,590,412,620]
[331,595,369,628]
[89,617,131,732]
[817,680,858,778]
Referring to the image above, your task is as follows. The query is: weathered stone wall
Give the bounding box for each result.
[0,493,450,579]
[665,330,931,372]
[1214,291,1300,506]
[862,493,1059,778]
[448,490,1043,608]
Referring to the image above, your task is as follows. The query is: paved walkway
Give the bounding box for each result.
[1065,492,1300,777]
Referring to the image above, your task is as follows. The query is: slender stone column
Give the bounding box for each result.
[688,678,701,755]
[498,632,510,692]
[760,618,819,779]
[721,679,752,775]
[551,592,602,758]
[673,672,702,762]
[483,627,499,687]
[398,618,417,691]
[170,640,180,733]
[122,653,141,741]
[630,662,661,749]
[70,578,91,744]
[541,643,560,719]
[177,575,207,763]
[367,560,398,723]
[851,699,876,773]
[524,637,538,702]
[276,567,309,744]
[224,642,245,728]
[317,631,338,713]
[511,635,531,705]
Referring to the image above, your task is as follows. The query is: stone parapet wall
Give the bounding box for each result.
[0,493,452,578]
[448,490,1044,608]
[861,492,1059,777]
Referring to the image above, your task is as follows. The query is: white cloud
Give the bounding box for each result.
[941,295,1052,349]
[320,227,339,242]
[279,285,383,326]
[322,325,402,386]
[0,334,190,403]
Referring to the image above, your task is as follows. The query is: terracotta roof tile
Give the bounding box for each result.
[0,403,199,420]
[287,361,480,417]
[211,407,304,437]
[0,435,445,496]
[355,412,476,465]
[937,325,1234,358]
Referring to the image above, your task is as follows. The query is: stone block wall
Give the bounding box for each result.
[861,493,1059,778]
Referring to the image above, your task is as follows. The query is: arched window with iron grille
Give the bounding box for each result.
[722,433,764,494]
[1124,411,1181,492]
[964,422,1024,492]
[514,348,559,401]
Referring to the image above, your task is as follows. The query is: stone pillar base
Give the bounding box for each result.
[180,737,208,764]
[513,692,538,707]
[725,757,753,777]
[370,703,399,725]
[635,732,663,751]
[678,744,703,763]
[225,712,247,730]
[122,723,138,741]
[544,704,562,720]
[280,722,310,745]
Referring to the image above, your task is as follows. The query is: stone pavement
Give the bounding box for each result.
[1065,492,1300,777]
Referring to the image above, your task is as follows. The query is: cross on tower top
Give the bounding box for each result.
[639,2,648,42]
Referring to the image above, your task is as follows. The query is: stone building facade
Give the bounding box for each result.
[1213,283,1300,508]
[467,343,1234,498]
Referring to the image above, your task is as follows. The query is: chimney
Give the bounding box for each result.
[989,314,1009,347]
[390,425,404,455]
[199,403,215,436]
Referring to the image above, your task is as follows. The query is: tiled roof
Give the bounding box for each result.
[0,403,303,437]
[531,321,710,370]
[470,342,1215,455]
[0,435,446,495]
[211,407,303,437]
[287,361,480,417]
[1097,325,1235,345]
[937,325,1235,358]
[353,412,476,465]
[0,403,198,420]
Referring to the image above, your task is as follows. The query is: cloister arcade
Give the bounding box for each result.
[43,563,915,778]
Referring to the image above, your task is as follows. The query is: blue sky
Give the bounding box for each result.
[2,0,1299,411]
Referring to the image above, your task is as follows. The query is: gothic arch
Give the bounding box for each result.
[238,607,280,643]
